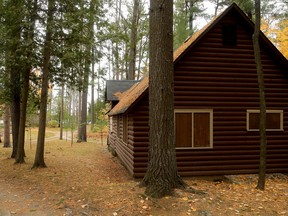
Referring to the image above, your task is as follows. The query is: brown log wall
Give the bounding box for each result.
[109,13,288,178]
[171,15,288,177]
[108,115,135,175]
[131,15,288,178]
[108,96,150,177]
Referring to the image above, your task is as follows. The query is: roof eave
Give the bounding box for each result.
[173,3,254,65]
[108,87,149,116]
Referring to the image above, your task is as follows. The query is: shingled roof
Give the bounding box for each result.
[108,76,149,116]
[173,3,288,66]
[105,80,139,102]
[107,5,235,116]
[108,3,288,116]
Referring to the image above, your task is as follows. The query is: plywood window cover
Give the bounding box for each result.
[246,109,284,131]
[175,109,213,149]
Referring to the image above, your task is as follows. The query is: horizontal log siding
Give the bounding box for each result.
[173,16,288,176]
[130,94,149,178]
[107,115,134,176]
[111,14,288,178]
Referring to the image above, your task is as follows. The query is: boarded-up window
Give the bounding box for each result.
[247,110,283,131]
[194,113,210,148]
[175,110,213,148]
[175,113,192,147]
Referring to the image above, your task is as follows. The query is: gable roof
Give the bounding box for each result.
[173,3,288,67]
[108,77,149,116]
[108,3,288,116]
[105,80,139,102]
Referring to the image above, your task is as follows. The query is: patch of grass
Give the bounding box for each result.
[25,127,55,140]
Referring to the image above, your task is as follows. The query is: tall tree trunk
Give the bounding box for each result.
[141,0,186,198]
[80,91,88,142]
[89,1,96,131]
[91,50,95,131]
[10,97,20,158]
[97,63,101,100]
[114,0,122,80]
[15,0,37,163]
[8,0,22,158]
[60,82,64,140]
[127,0,139,80]
[48,86,53,121]
[187,0,195,31]
[253,0,267,190]
[214,0,220,17]
[3,105,11,148]
[15,67,30,163]
[79,62,89,142]
[115,45,120,80]
[32,0,54,168]
[77,90,82,140]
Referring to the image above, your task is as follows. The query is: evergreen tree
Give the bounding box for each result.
[127,0,140,80]
[32,0,55,168]
[2,0,23,158]
[106,0,148,80]
[15,0,38,164]
[173,0,205,49]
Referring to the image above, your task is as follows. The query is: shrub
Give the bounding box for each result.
[47,120,59,128]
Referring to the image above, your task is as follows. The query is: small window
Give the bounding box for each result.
[222,24,237,46]
[175,110,213,149]
[247,110,284,131]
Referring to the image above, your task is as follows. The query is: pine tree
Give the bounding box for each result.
[33,0,55,168]
[173,0,205,49]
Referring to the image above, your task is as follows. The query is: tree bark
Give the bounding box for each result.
[253,0,267,190]
[127,0,140,80]
[91,48,95,131]
[15,67,30,163]
[140,0,186,198]
[77,90,82,140]
[7,0,22,158]
[15,0,37,163]
[60,83,64,140]
[89,2,96,131]
[3,105,11,148]
[79,62,89,142]
[32,0,54,168]
[10,98,20,158]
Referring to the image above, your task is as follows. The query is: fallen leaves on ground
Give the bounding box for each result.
[0,132,287,215]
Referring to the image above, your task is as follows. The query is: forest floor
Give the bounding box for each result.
[0,128,288,216]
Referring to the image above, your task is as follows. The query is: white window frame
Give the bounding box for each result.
[174,109,213,149]
[246,109,284,131]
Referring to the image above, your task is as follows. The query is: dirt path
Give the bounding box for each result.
[0,133,288,216]
[0,178,64,216]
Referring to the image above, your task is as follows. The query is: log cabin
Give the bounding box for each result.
[106,3,288,178]
[105,80,139,109]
